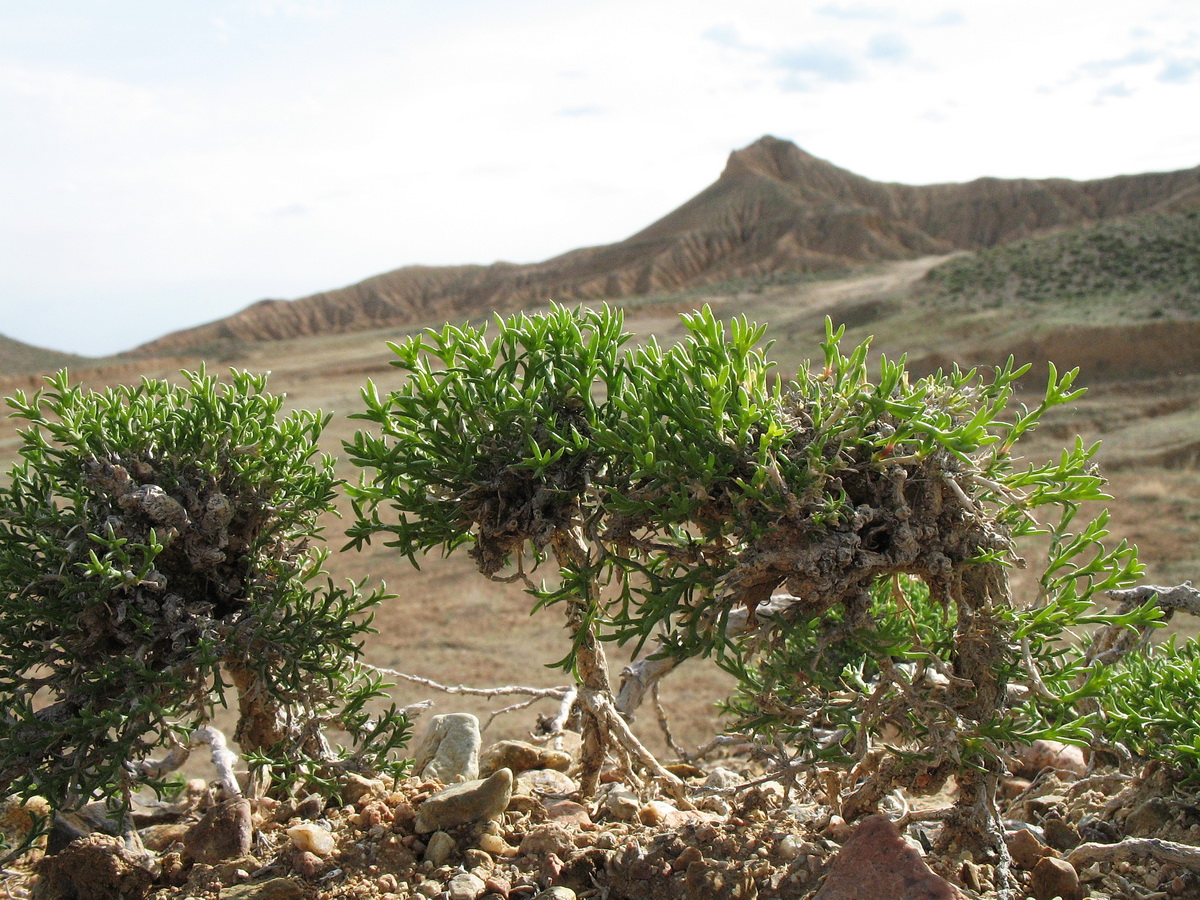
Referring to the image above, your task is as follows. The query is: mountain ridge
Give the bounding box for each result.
[130,136,1200,355]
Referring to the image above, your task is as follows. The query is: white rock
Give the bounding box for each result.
[603,789,640,822]
[478,832,518,857]
[286,823,334,857]
[412,713,482,782]
[516,768,577,796]
[777,834,803,861]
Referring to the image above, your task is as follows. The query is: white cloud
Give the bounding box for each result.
[867,31,911,63]
[1159,57,1200,83]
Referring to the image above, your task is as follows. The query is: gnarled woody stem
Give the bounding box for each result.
[550,525,685,798]
[226,659,330,766]
[1087,581,1200,666]
[550,527,615,797]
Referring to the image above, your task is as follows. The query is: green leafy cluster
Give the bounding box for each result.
[1096,636,1200,778]
[925,210,1200,316]
[0,369,408,811]
[345,305,813,666]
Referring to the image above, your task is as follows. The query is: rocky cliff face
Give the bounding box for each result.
[132,136,1200,355]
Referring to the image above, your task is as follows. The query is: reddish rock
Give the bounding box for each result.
[291,849,326,879]
[1030,856,1083,900]
[484,875,511,897]
[35,834,156,900]
[1000,777,1032,800]
[1013,740,1087,779]
[1006,828,1053,870]
[812,815,964,900]
[544,799,592,827]
[184,798,253,865]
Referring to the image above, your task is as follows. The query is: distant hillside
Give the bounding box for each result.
[132,136,1200,355]
[922,210,1200,321]
[0,333,91,376]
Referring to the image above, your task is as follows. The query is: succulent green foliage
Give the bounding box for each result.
[1097,636,1200,779]
[0,368,408,811]
[347,304,1156,803]
[925,210,1200,316]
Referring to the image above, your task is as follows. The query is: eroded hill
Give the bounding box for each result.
[130,136,1200,356]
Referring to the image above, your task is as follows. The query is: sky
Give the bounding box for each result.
[3,1,1199,357]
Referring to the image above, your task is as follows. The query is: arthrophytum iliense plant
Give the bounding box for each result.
[0,369,409,819]
[345,304,1156,868]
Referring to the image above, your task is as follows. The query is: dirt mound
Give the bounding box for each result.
[130,137,1200,356]
[0,333,93,377]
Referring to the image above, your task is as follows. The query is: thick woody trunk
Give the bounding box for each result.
[227,660,329,765]
[227,660,291,753]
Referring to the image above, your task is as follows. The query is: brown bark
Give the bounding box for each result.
[550,527,614,797]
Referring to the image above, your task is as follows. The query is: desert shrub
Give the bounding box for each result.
[346,304,1156,852]
[0,369,408,814]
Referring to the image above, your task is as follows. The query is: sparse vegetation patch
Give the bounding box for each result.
[925,210,1200,317]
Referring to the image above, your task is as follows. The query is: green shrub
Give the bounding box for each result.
[345,304,1156,853]
[0,369,408,813]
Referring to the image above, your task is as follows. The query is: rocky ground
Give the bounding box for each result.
[3,722,1200,900]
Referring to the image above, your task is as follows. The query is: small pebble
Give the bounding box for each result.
[1043,816,1080,852]
[638,801,677,827]
[1125,798,1172,837]
[287,823,335,857]
[485,874,511,896]
[449,872,487,900]
[703,767,742,790]
[603,790,640,822]
[532,888,576,900]
[1013,740,1087,779]
[696,794,732,816]
[293,794,325,820]
[1031,856,1083,900]
[777,834,803,861]
[1006,828,1052,870]
[424,830,456,867]
[478,832,518,857]
[291,849,325,879]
